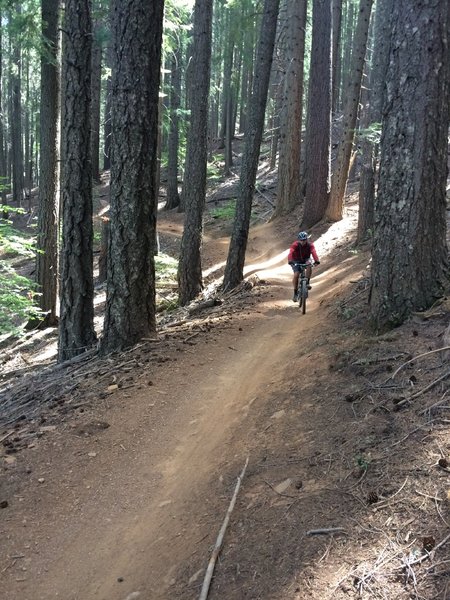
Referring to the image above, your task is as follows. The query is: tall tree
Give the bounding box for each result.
[274,0,307,216]
[58,0,96,361]
[177,0,213,305]
[326,0,373,222]
[10,5,24,207]
[91,19,102,183]
[101,0,164,352]
[165,39,182,210]
[223,0,280,290]
[331,0,343,114]
[301,0,332,228]
[369,0,450,329]
[357,0,392,243]
[36,0,60,326]
[0,8,7,206]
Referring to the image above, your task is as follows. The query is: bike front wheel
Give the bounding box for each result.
[300,281,307,314]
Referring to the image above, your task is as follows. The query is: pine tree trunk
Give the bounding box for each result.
[220,8,233,154]
[101,0,164,353]
[331,0,343,114]
[165,42,182,210]
[269,76,281,172]
[177,0,213,306]
[223,0,280,290]
[91,23,102,183]
[24,52,31,206]
[369,0,450,329]
[103,75,111,170]
[357,0,392,243]
[302,0,332,228]
[327,0,373,222]
[0,9,7,206]
[36,0,60,326]
[275,0,307,216]
[10,10,24,208]
[58,0,96,361]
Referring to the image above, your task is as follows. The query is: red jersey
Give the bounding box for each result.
[288,240,319,263]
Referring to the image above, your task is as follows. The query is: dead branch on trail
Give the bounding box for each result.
[199,457,249,600]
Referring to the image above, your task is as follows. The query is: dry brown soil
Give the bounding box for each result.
[1,202,450,600]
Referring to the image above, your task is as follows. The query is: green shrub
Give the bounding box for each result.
[210,200,236,220]
[0,264,42,335]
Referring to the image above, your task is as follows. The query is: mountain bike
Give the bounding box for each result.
[294,262,313,314]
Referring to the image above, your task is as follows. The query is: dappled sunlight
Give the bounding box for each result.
[243,248,288,279]
[30,340,57,363]
[203,258,226,278]
[94,290,106,307]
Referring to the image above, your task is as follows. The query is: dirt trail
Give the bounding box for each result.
[0,218,331,599]
[2,209,449,600]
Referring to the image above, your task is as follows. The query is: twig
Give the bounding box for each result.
[395,371,450,407]
[329,285,368,314]
[391,422,438,447]
[418,390,449,415]
[255,186,275,207]
[318,538,334,562]
[199,457,249,600]
[183,331,200,344]
[400,532,450,569]
[415,489,443,502]
[0,430,14,443]
[389,347,450,380]
[306,527,347,536]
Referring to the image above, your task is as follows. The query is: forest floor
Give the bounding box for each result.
[0,168,450,600]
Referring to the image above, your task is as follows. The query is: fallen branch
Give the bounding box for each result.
[418,390,449,415]
[395,370,450,407]
[199,457,249,600]
[389,347,450,380]
[0,430,14,443]
[306,527,347,536]
[352,352,407,367]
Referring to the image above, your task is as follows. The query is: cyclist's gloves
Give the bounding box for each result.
[315,261,320,265]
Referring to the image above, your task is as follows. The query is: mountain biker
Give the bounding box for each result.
[288,231,320,302]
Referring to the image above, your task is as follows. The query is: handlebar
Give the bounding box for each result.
[291,262,316,268]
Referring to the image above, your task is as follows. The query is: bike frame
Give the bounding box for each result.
[294,262,312,314]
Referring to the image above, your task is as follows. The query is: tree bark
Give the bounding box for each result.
[10,5,24,208]
[177,0,213,306]
[165,42,182,211]
[36,0,60,326]
[331,0,343,114]
[91,22,102,183]
[369,0,450,330]
[274,0,307,216]
[101,0,164,353]
[357,0,392,243]
[59,0,96,361]
[0,9,7,206]
[327,0,373,222]
[223,0,280,290]
[302,0,332,228]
